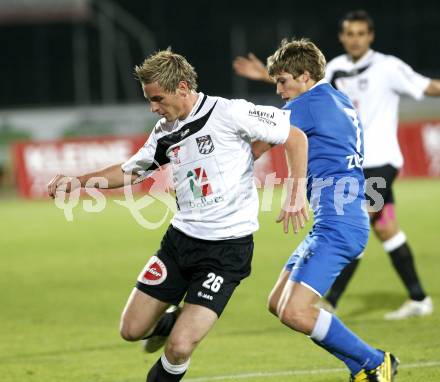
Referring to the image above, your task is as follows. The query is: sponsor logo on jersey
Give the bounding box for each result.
[187,167,212,198]
[189,195,225,209]
[196,135,215,154]
[197,291,213,300]
[180,128,190,138]
[186,166,225,209]
[138,256,167,285]
[248,108,276,126]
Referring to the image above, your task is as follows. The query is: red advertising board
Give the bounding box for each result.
[12,136,149,199]
[398,121,440,177]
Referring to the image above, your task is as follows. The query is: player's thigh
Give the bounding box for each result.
[165,303,218,357]
[136,227,190,306]
[289,225,368,297]
[184,234,254,317]
[120,287,170,340]
[364,165,398,218]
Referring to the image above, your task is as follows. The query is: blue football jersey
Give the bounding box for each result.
[283,81,369,228]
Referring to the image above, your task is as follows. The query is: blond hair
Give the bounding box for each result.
[135,48,198,92]
[267,38,326,81]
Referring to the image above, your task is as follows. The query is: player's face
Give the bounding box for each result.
[142,81,187,122]
[339,21,374,61]
[274,72,308,101]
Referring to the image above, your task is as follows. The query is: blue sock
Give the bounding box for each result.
[311,309,383,372]
[312,339,363,376]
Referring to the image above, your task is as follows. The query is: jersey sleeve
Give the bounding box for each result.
[230,99,291,144]
[387,56,430,100]
[121,123,168,176]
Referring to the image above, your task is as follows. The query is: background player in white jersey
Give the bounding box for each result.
[233,9,440,320]
[322,9,440,319]
[47,49,308,382]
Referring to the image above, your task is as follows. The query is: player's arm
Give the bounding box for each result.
[388,57,440,99]
[233,53,274,84]
[252,141,273,160]
[277,127,309,234]
[232,100,308,233]
[424,79,440,96]
[47,164,138,199]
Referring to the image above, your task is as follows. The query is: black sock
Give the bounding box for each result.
[325,259,361,308]
[146,357,187,382]
[388,242,426,301]
[144,308,180,339]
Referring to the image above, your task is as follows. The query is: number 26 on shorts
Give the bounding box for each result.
[202,272,224,293]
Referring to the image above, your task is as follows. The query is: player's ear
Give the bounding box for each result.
[176,81,189,97]
[301,71,311,83]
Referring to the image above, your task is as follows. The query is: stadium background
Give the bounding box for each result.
[1,1,439,381]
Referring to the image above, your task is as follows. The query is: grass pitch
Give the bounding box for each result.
[1,179,439,382]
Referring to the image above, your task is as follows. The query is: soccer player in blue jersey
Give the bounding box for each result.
[257,39,399,382]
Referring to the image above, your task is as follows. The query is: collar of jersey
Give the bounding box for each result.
[309,78,328,91]
[347,49,374,68]
[181,92,205,122]
[283,78,328,106]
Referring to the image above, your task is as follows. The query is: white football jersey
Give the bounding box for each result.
[326,50,430,168]
[122,93,291,240]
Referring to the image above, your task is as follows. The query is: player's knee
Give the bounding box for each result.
[119,319,145,342]
[166,336,196,361]
[373,220,397,242]
[372,204,399,241]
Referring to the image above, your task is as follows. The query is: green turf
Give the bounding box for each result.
[1,179,439,382]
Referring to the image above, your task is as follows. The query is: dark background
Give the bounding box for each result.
[1,0,439,107]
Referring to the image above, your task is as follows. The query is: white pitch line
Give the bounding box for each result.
[184,360,440,382]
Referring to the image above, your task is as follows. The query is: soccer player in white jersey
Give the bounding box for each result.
[322,9,440,319]
[233,10,440,320]
[47,49,308,382]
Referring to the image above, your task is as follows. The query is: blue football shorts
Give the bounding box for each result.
[285,221,369,297]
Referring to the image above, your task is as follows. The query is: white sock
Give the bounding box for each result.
[310,308,332,341]
[160,353,190,375]
[383,231,406,252]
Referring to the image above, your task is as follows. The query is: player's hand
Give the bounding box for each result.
[277,189,309,234]
[233,53,271,82]
[47,174,80,199]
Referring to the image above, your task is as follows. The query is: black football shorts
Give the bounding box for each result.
[363,164,399,209]
[136,225,254,317]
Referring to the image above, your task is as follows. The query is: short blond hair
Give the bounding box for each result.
[267,38,326,81]
[135,48,198,92]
